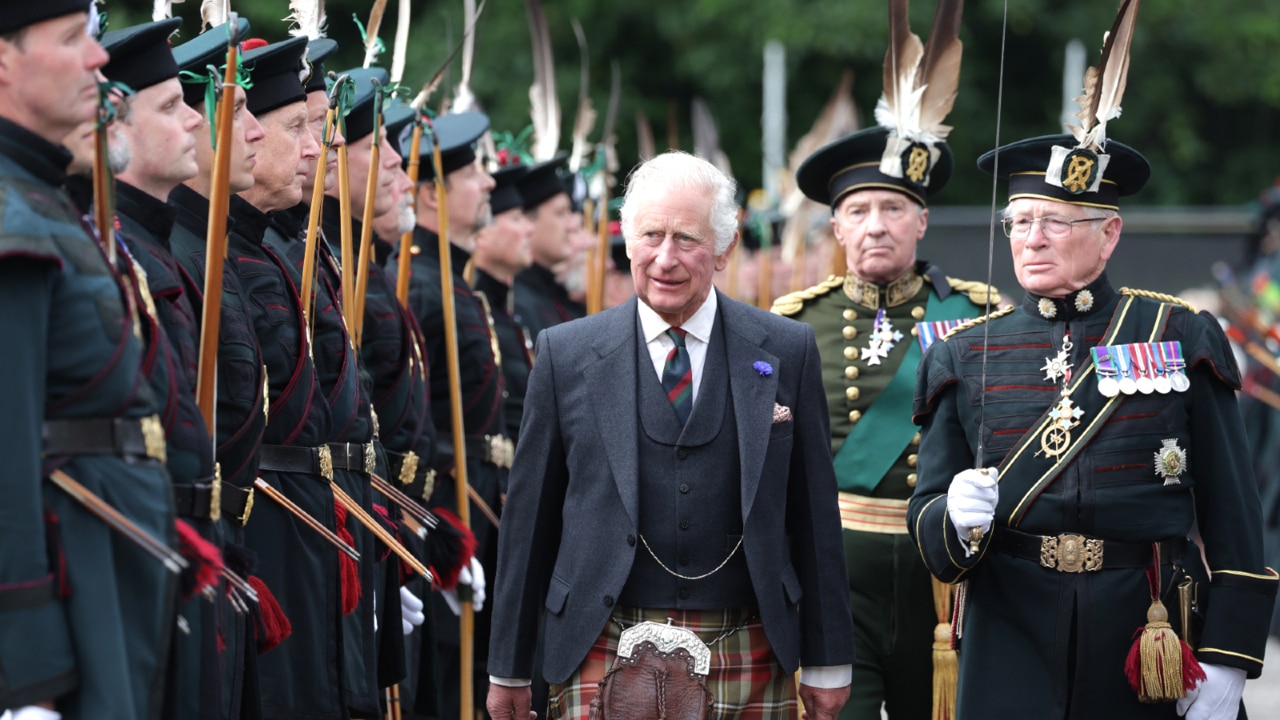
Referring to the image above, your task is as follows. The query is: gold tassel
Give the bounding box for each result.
[930,578,958,720]
[1125,599,1204,702]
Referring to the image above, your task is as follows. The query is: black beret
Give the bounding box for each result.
[0,0,92,36]
[409,111,489,180]
[303,38,337,94]
[173,19,250,108]
[101,19,181,94]
[490,165,528,216]
[516,153,569,212]
[240,36,308,118]
[797,126,952,209]
[977,134,1150,211]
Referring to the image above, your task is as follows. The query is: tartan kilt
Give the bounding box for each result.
[548,606,798,720]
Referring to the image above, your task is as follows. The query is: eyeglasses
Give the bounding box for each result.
[1002,215,1108,239]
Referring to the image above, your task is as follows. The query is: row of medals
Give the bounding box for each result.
[1089,341,1189,397]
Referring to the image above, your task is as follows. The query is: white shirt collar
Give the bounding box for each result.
[637,289,718,344]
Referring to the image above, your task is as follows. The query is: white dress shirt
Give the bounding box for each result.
[636,290,718,404]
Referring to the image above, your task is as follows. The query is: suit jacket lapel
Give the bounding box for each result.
[586,297,642,527]
[720,291,778,520]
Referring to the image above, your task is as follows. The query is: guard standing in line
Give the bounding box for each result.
[513,154,585,339]
[168,19,269,717]
[770,4,987,715]
[0,2,178,717]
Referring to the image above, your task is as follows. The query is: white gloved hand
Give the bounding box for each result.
[441,558,487,615]
[10,707,62,720]
[468,557,486,613]
[400,585,425,635]
[947,467,999,557]
[1176,663,1246,720]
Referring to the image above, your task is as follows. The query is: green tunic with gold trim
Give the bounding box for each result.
[773,261,992,720]
[908,274,1278,719]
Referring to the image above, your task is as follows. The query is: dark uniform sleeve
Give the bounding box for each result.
[907,338,993,582]
[1179,311,1279,677]
[0,259,78,707]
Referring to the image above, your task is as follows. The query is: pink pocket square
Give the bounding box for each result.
[772,403,792,424]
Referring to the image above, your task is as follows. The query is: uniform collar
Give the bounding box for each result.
[116,180,177,247]
[0,117,72,186]
[843,265,924,309]
[1022,272,1116,321]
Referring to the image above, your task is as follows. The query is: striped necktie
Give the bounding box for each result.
[661,327,693,425]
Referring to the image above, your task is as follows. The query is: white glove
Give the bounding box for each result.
[442,558,487,616]
[10,707,62,720]
[400,585,425,635]
[1176,663,1246,720]
[947,468,998,557]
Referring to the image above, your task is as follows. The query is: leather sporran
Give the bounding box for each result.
[588,623,714,720]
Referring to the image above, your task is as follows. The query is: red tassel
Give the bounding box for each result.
[239,38,269,52]
[1125,560,1206,702]
[247,575,292,652]
[334,500,361,615]
[371,503,398,563]
[175,519,224,600]
[429,506,477,591]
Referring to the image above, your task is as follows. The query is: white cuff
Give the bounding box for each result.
[488,676,532,688]
[799,664,852,689]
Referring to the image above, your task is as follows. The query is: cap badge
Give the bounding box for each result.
[1060,148,1100,195]
[902,142,932,185]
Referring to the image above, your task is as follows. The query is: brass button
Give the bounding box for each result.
[911,432,921,446]
[848,410,862,424]
[843,346,857,361]
[906,472,918,488]
[910,326,918,336]
[907,453,918,468]
[912,306,926,320]
[845,386,860,402]
[843,309,857,321]
[842,325,858,340]
[844,366,859,380]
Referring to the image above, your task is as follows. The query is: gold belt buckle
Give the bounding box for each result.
[318,445,334,481]
[422,468,437,502]
[398,451,419,486]
[238,487,255,526]
[140,415,167,463]
[1040,533,1104,572]
[363,442,377,474]
[209,462,223,523]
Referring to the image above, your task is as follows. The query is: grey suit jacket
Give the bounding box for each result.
[487,290,854,683]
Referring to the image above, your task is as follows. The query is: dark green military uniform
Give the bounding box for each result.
[0,115,177,718]
[514,261,586,342]
[475,268,534,442]
[909,134,1279,719]
[168,182,264,720]
[775,264,989,720]
[911,275,1278,718]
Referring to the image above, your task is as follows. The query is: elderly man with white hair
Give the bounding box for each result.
[486,150,855,720]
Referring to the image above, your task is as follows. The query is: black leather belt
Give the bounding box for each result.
[996,527,1187,573]
[385,448,433,486]
[327,441,377,475]
[43,416,166,463]
[171,466,255,526]
[437,433,513,469]
[258,444,334,481]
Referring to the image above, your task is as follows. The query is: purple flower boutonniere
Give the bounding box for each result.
[753,361,773,377]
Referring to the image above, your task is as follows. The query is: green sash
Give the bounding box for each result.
[833,289,975,494]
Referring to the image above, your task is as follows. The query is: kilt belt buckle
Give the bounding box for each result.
[1040,533,1104,572]
[318,445,334,481]
[398,451,419,486]
[140,415,167,463]
[209,462,223,523]
[363,442,377,475]
[617,620,711,677]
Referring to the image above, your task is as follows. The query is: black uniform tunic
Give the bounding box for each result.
[513,261,585,343]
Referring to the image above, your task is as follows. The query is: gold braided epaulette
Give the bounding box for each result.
[1119,287,1197,313]
[770,275,844,316]
[945,276,1001,306]
[940,305,1016,341]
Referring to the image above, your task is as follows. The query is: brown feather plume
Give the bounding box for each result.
[636,109,655,161]
[914,0,963,139]
[1073,0,1140,149]
[879,0,924,132]
[526,0,561,161]
[361,0,389,68]
[567,17,596,173]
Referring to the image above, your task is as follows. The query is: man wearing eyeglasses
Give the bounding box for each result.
[908,134,1277,719]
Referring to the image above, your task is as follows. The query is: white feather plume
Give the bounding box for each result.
[361,0,389,69]
[390,0,410,84]
[285,0,326,39]
[153,0,182,22]
[201,0,228,31]
[874,0,963,145]
[526,0,560,161]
